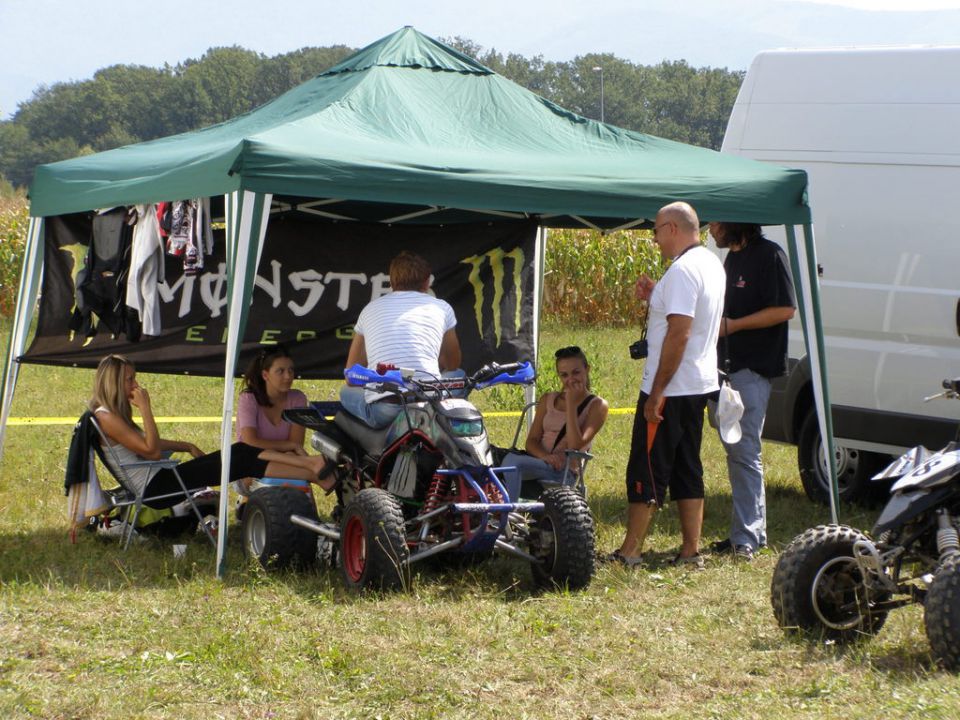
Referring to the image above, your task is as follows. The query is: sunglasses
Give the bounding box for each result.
[554,345,583,359]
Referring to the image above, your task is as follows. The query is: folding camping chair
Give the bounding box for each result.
[89,415,216,550]
[506,401,594,497]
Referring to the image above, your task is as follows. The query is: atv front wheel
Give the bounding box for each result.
[529,487,595,590]
[771,524,888,641]
[340,488,409,592]
[242,488,318,570]
[925,554,960,671]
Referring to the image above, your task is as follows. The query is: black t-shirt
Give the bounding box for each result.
[719,237,796,378]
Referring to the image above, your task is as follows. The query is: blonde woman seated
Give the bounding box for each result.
[502,346,609,494]
[91,354,332,508]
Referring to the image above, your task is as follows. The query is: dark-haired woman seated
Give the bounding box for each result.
[236,345,309,456]
[502,346,609,493]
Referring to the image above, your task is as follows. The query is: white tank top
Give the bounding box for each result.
[94,407,161,494]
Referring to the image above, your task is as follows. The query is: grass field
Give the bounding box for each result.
[1,323,957,719]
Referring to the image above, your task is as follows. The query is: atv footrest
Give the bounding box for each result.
[450,502,544,513]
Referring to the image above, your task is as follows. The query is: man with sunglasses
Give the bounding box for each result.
[605,201,725,568]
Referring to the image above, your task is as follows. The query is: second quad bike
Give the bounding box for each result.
[771,378,960,670]
[242,362,596,592]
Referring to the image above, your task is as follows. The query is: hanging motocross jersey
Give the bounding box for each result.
[68,207,137,341]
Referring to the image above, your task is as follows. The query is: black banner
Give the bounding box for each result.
[23,213,538,378]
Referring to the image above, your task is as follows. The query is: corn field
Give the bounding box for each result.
[542,227,663,326]
[0,196,29,318]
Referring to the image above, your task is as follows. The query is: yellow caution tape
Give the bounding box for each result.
[7,406,637,426]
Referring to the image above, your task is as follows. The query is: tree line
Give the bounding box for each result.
[0,39,744,190]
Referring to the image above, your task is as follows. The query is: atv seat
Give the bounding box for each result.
[334,410,395,455]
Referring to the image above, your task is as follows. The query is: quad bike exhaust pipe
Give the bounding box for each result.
[311,431,350,465]
[290,513,341,541]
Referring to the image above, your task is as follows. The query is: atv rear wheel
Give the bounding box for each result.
[242,488,318,570]
[771,524,888,641]
[529,487,595,590]
[340,488,409,592]
[925,554,960,671]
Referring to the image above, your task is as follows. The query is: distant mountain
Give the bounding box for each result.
[3,0,960,119]
[514,0,960,70]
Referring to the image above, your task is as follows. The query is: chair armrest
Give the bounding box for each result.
[563,450,593,461]
[120,459,181,470]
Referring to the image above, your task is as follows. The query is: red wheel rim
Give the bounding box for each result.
[343,515,366,582]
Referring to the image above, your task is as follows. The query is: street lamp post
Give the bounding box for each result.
[593,65,605,123]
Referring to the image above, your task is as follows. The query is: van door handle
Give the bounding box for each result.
[956,298,960,337]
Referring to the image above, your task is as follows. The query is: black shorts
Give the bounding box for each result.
[624,391,709,506]
[144,442,269,508]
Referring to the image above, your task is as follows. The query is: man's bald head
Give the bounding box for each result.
[653,201,701,259]
[658,201,700,233]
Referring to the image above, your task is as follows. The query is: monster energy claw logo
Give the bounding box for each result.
[461,247,524,346]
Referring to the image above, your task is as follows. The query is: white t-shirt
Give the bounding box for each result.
[641,246,725,397]
[354,290,457,376]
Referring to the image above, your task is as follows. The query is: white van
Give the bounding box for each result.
[721,46,960,503]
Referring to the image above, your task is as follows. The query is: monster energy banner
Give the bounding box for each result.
[22,213,538,378]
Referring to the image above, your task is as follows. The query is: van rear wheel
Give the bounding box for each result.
[797,410,878,505]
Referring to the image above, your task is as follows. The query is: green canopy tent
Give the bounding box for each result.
[2,27,839,575]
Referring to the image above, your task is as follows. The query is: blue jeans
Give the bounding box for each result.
[338,386,402,428]
[339,370,467,428]
[710,369,771,551]
[501,451,569,484]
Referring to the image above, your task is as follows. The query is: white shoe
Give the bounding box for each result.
[97,521,142,542]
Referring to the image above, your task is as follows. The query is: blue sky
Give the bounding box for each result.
[2,0,959,118]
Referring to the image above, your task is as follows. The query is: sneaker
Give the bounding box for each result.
[710,538,756,560]
[599,550,645,568]
[709,538,733,554]
[669,552,705,569]
[97,521,144,543]
[733,545,755,561]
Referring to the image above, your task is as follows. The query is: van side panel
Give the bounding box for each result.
[723,47,960,453]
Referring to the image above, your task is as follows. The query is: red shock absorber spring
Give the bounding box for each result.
[423,473,448,513]
[484,481,504,504]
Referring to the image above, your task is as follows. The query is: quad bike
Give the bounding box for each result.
[242,362,596,592]
[771,378,960,670]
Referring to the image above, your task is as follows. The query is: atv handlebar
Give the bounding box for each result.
[923,378,960,402]
[343,361,535,397]
[471,361,535,389]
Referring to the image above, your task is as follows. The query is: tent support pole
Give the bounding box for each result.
[216,191,272,579]
[525,226,547,419]
[0,217,45,461]
[785,223,839,523]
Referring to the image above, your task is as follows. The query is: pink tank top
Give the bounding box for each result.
[538,392,600,454]
[235,389,307,442]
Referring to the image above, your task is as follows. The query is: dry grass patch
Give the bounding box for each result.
[2,323,960,718]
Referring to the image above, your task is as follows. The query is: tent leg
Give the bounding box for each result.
[215,191,273,579]
[785,224,838,524]
[0,217,45,461]
[524,226,547,419]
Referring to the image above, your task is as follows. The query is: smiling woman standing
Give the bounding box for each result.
[236,344,308,455]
